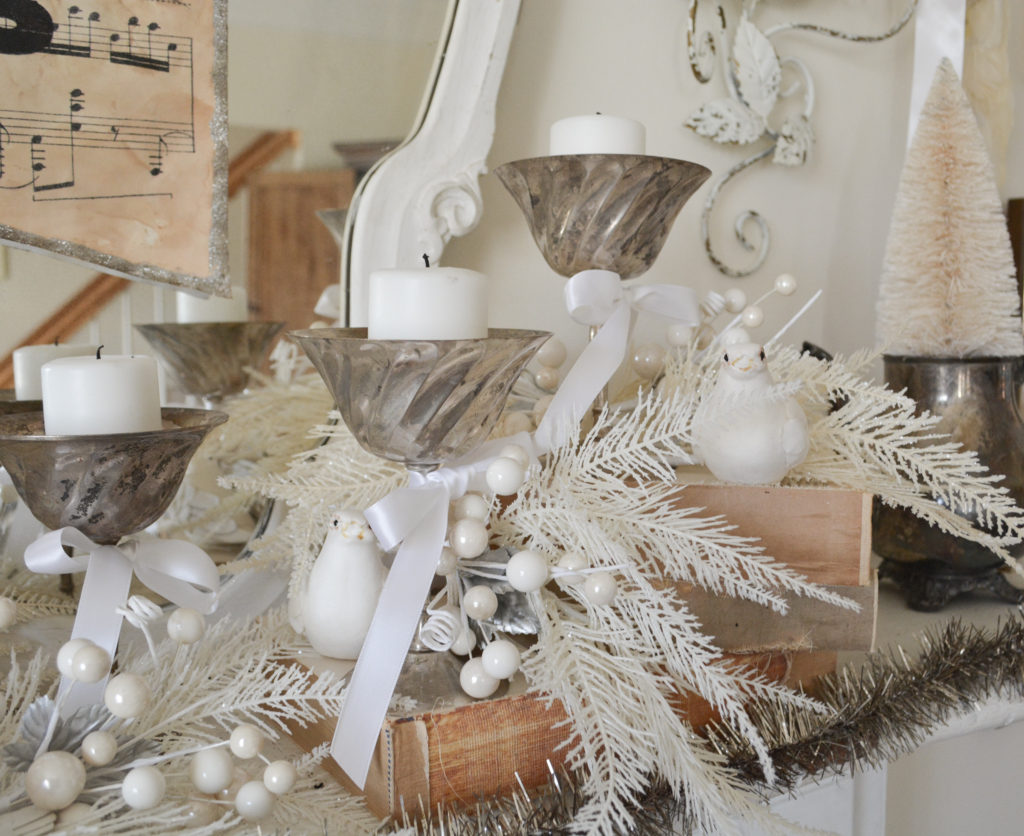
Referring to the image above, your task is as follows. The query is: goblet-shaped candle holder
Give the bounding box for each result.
[135,322,285,407]
[0,408,228,545]
[291,328,551,470]
[493,154,711,279]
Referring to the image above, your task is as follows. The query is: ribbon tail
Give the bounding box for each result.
[60,547,133,715]
[534,303,631,452]
[331,490,448,788]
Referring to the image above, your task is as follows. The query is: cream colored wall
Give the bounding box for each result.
[446,0,1019,368]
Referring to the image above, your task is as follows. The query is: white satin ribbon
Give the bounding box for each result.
[907,0,966,146]
[533,269,700,452]
[25,528,219,714]
[330,433,535,787]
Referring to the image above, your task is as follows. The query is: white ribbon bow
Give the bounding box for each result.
[330,433,534,787]
[25,527,219,714]
[533,269,700,452]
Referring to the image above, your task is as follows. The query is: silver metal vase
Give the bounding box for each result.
[872,355,1024,611]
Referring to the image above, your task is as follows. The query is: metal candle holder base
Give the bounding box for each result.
[872,355,1024,611]
[135,321,285,406]
[291,328,550,471]
[0,390,42,416]
[0,408,228,545]
[494,154,710,279]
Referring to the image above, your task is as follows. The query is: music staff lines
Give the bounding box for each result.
[39,15,192,73]
[0,109,194,155]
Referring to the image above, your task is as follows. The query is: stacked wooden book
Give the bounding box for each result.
[286,484,876,818]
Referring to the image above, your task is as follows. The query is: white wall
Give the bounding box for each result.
[446,0,1018,369]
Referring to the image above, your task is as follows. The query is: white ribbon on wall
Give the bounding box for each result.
[907,0,967,146]
[25,528,219,714]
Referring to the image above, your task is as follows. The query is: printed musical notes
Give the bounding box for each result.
[0,0,227,293]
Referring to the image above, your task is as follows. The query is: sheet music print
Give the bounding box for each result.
[0,0,219,279]
[0,1,194,200]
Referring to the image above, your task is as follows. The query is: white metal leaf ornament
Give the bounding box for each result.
[685,0,918,277]
[731,18,780,119]
[774,114,814,166]
[687,98,765,144]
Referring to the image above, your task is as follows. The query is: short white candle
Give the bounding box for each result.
[367,267,488,340]
[175,286,248,323]
[12,344,93,400]
[41,352,163,436]
[550,114,646,156]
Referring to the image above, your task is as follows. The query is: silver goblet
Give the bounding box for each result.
[135,322,285,407]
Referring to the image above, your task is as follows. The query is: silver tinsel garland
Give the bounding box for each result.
[383,613,1024,835]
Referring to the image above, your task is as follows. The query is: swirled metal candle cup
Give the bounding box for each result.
[0,390,42,416]
[135,322,285,406]
[872,355,1024,611]
[291,328,550,471]
[0,408,228,545]
[494,154,710,279]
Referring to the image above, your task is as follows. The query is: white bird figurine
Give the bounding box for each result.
[293,509,386,660]
[692,331,809,484]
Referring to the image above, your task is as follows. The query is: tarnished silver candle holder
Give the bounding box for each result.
[0,390,42,416]
[0,408,228,545]
[291,328,550,471]
[135,322,285,407]
[493,154,710,279]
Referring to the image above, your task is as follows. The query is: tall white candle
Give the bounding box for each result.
[175,286,248,323]
[12,344,93,400]
[550,115,646,156]
[41,353,163,436]
[367,267,488,340]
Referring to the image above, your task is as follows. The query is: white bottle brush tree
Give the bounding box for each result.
[876,58,1024,358]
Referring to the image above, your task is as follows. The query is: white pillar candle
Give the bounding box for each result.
[12,344,93,400]
[550,114,646,156]
[41,353,163,436]
[367,267,488,340]
[175,286,248,323]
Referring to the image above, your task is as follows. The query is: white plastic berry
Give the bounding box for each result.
[534,366,560,391]
[631,343,666,380]
[505,550,548,593]
[583,571,618,605]
[459,657,499,699]
[81,730,118,766]
[449,518,489,559]
[186,800,222,827]
[104,673,151,718]
[462,585,498,621]
[556,551,589,584]
[167,607,206,644]
[536,337,567,368]
[56,802,92,826]
[190,746,235,794]
[121,765,165,810]
[481,639,521,679]
[723,288,747,313]
[501,411,534,435]
[229,724,265,759]
[774,273,798,295]
[25,751,86,811]
[215,767,250,801]
[436,547,458,576]
[235,780,276,821]
[741,305,764,328]
[57,638,93,678]
[0,596,17,630]
[450,626,477,656]
[451,492,489,523]
[498,444,530,469]
[263,760,298,795]
[666,323,694,347]
[485,456,526,496]
[70,643,111,683]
